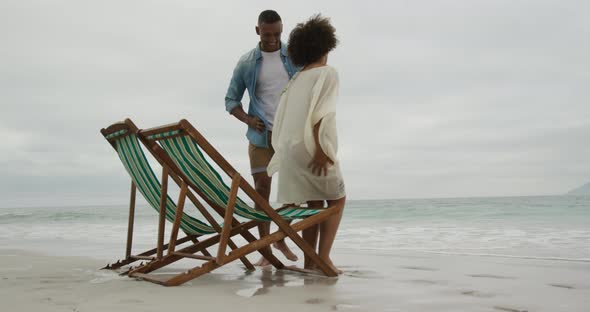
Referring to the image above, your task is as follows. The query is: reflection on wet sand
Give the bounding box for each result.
[236,268,339,298]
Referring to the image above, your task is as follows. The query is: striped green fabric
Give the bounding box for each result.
[146,130,181,140]
[113,134,215,235]
[159,135,323,222]
[105,129,127,139]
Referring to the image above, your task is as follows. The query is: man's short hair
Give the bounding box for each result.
[287,14,338,67]
[258,10,282,25]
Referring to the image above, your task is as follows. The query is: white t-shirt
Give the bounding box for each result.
[255,50,290,130]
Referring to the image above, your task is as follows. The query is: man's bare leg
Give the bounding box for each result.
[318,197,346,274]
[303,200,322,269]
[273,239,298,261]
[253,172,297,266]
[255,221,272,266]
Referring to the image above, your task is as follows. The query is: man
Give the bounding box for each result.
[224,10,298,266]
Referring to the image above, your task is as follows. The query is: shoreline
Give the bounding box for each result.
[2,247,589,311]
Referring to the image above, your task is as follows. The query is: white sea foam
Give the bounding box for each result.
[1,196,589,261]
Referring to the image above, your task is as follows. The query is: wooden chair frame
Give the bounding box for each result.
[100,120,254,273]
[126,119,342,286]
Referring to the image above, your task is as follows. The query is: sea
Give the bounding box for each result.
[1,196,588,263]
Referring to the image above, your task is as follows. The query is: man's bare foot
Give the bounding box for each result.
[254,257,271,267]
[304,264,317,271]
[273,241,298,261]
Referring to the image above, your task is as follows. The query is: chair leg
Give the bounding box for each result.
[183,187,258,269]
[130,221,260,275]
[103,180,138,270]
[241,206,340,276]
[164,260,218,286]
[152,208,341,286]
[247,194,339,276]
[190,237,212,257]
[168,182,188,255]
[214,174,255,270]
[103,235,194,270]
[157,167,169,259]
[125,181,137,259]
[227,239,255,270]
[216,174,240,264]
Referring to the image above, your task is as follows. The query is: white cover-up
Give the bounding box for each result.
[267,65,345,204]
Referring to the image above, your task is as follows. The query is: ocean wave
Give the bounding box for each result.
[0,208,155,223]
[0,211,110,222]
[416,250,590,263]
[0,212,34,219]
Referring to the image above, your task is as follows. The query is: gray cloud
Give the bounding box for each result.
[1,0,589,207]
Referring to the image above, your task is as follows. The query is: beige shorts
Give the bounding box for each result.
[248,134,274,175]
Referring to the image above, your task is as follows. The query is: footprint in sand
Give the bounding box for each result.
[343,270,381,279]
[306,298,324,304]
[331,303,362,310]
[548,283,575,289]
[461,290,494,298]
[467,274,515,279]
[493,306,528,312]
[405,279,442,285]
[400,266,438,271]
[118,299,144,304]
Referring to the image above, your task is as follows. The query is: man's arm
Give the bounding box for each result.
[225,61,264,132]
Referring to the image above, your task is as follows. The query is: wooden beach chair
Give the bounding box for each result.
[127,119,342,286]
[100,120,254,272]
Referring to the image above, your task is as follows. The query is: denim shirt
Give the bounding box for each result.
[225,43,298,148]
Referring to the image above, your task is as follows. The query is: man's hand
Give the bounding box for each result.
[247,115,265,133]
[308,150,334,176]
[230,106,265,133]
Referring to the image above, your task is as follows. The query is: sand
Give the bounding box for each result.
[1,248,589,311]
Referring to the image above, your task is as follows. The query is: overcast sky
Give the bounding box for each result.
[1,0,589,207]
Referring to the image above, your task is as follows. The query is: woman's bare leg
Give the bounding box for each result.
[318,196,346,274]
[303,200,323,269]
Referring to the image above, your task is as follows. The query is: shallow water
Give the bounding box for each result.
[1,196,589,261]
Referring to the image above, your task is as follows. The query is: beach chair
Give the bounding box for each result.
[128,119,342,286]
[100,120,254,272]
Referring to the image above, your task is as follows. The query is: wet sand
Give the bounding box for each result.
[1,248,589,311]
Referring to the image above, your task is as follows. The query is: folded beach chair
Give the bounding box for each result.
[100,120,254,272]
[128,119,342,286]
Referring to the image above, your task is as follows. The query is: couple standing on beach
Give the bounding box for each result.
[224,10,346,274]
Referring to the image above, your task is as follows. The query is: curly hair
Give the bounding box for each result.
[287,14,338,67]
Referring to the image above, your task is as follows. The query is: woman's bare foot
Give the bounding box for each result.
[254,257,271,267]
[327,263,343,275]
[321,258,343,275]
[273,241,299,261]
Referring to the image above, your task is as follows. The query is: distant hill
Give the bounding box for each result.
[567,182,590,195]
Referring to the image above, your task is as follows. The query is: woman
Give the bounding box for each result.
[267,14,345,274]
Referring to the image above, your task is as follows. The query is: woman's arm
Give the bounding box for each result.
[308,119,334,176]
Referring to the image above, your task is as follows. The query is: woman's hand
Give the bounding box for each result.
[308,150,334,176]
